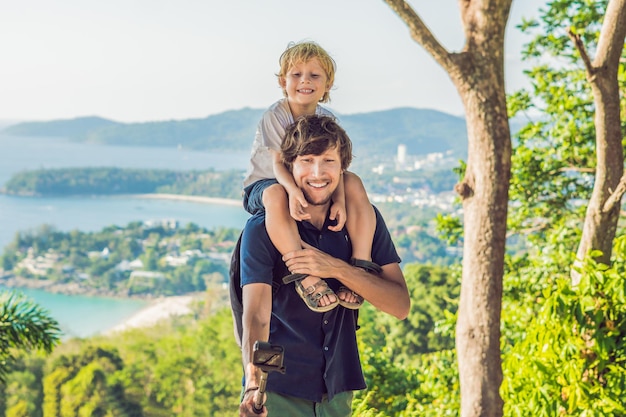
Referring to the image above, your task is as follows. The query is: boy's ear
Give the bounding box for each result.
[278,77,286,88]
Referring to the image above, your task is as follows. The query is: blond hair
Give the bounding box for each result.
[277,41,336,103]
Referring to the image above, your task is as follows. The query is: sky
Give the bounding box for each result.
[1,0,547,124]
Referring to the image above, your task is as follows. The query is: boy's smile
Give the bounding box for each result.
[281,57,331,117]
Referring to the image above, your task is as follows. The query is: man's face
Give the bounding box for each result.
[292,146,342,206]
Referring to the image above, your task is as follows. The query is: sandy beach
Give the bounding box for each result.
[107,295,195,334]
[132,193,242,207]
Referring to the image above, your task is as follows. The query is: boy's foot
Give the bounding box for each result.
[336,259,382,310]
[337,286,363,310]
[284,273,339,313]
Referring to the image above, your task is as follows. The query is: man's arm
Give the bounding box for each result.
[282,247,410,320]
[240,283,272,416]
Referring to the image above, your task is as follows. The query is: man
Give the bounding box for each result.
[238,114,410,417]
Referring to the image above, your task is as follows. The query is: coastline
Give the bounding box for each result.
[1,277,201,335]
[131,193,242,207]
[106,295,196,334]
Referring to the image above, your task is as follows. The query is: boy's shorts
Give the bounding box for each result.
[242,178,279,215]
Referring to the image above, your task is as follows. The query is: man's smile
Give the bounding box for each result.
[306,180,329,189]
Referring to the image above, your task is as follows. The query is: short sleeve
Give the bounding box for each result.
[371,206,402,267]
[240,213,281,287]
[258,104,291,151]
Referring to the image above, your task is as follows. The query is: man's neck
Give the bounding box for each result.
[304,203,330,230]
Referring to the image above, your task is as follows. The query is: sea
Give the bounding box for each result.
[0,132,251,338]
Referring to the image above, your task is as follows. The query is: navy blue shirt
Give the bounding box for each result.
[240,206,400,402]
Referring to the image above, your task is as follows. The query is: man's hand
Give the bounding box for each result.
[288,189,311,221]
[283,243,349,279]
[327,200,346,231]
[239,387,267,416]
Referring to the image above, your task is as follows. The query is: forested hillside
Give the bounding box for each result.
[1,107,468,158]
[0,262,461,416]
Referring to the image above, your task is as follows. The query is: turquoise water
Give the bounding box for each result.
[0,133,251,338]
[0,286,149,339]
[0,134,251,249]
[0,194,250,250]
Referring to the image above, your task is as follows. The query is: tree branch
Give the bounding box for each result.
[567,27,596,79]
[382,0,456,73]
[557,166,595,174]
[603,173,626,213]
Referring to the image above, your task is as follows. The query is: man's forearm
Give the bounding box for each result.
[282,248,410,319]
[337,263,410,319]
[241,283,273,387]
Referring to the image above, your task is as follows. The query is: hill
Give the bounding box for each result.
[1,107,468,158]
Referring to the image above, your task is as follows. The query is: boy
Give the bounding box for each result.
[242,41,380,312]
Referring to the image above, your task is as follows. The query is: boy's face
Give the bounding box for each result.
[291,146,342,207]
[281,58,330,109]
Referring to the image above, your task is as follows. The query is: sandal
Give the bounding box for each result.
[336,260,382,310]
[294,278,339,313]
[337,286,364,310]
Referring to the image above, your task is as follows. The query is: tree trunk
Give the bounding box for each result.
[571,0,626,285]
[382,1,512,416]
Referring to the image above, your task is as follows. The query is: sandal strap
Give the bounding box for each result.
[351,258,382,274]
[283,272,308,284]
[305,280,330,297]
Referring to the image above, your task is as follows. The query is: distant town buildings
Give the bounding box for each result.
[367,144,458,211]
[393,144,456,172]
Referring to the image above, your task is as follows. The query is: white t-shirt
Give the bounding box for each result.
[243,98,335,187]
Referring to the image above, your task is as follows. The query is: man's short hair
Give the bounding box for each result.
[281,115,353,172]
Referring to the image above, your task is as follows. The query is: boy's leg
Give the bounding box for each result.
[263,184,337,309]
[343,172,375,262]
[338,172,380,307]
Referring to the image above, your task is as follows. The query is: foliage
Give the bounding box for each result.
[0,291,60,383]
[358,263,459,362]
[353,262,460,416]
[42,345,142,416]
[36,307,241,417]
[506,0,626,247]
[502,235,626,416]
[353,346,459,417]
